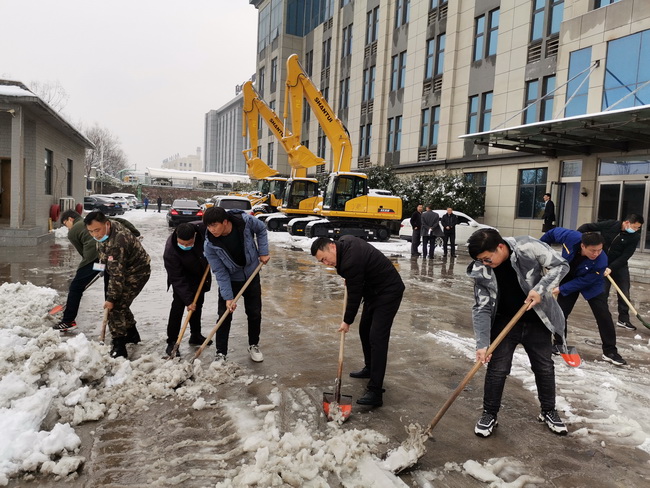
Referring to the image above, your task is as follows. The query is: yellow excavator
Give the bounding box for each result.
[241,81,322,231]
[282,54,402,241]
[240,85,288,214]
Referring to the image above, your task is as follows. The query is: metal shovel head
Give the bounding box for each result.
[560,345,581,367]
[323,392,352,422]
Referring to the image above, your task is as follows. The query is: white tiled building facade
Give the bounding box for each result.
[248,0,650,251]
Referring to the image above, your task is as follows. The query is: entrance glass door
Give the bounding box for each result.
[597,181,649,251]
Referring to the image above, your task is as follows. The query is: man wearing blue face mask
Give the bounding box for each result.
[163,221,212,357]
[578,214,645,331]
[85,211,151,358]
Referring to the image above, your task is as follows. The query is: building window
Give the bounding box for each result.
[267,142,274,167]
[531,0,563,41]
[45,149,53,195]
[303,98,311,124]
[595,0,619,9]
[467,92,492,133]
[386,116,402,152]
[565,47,591,117]
[524,76,555,123]
[362,65,376,101]
[435,33,445,76]
[258,67,265,96]
[395,0,410,28]
[464,171,487,196]
[270,57,278,89]
[390,51,407,91]
[541,75,555,120]
[473,9,499,61]
[420,106,440,147]
[67,158,73,196]
[305,50,313,76]
[317,128,326,159]
[517,168,548,218]
[424,34,445,79]
[341,0,351,6]
[339,77,350,110]
[366,7,379,45]
[603,29,650,110]
[342,24,353,58]
[322,38,331,69]
[359,123,372,158]
[429,0,448,8]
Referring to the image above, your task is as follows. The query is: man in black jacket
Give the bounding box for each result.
[410,204,423,257]
[542,193,556,232]
[163,222,212,357]
[311,236,405,407]
[441,207,459,257]
[577,214,644,331]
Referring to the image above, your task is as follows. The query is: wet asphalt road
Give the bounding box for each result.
[2,216,650,487]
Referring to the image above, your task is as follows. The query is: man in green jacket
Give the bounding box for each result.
[58,210,143,333]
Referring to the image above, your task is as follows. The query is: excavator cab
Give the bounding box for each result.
[282,178,320,211]
[323,173,368,212]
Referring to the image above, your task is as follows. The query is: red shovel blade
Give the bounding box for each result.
[323,392,352,422]
[49,304,64,315]
[560,345,581,367]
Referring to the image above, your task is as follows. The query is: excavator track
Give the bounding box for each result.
[304,218,392,241]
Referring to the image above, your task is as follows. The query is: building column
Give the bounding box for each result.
[10,106,24,228]
[578,155,599,224]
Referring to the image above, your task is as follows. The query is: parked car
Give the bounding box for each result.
[106,194,131,211]
[203,195,254,215]
[399,210,496,246]
[110,193,138,209]
[84,195,123,216]
[167,199,203,227]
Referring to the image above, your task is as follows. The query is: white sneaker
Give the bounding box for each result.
[248,344,264,362]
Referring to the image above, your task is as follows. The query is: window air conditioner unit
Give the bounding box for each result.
[59,197,75,212]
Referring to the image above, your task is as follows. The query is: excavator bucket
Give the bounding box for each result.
[246,157,279,179]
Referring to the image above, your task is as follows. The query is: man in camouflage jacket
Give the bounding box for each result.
[84,211,150,358]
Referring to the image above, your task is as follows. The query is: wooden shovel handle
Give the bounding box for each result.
[606,274,638,315]
[334,287,349,403]
[170,264,211,358]
[424,302,529,437]
[100,308,109,344]
[193,261,264,361]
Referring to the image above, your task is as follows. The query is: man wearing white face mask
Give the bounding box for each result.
[163,221,212,357]
[84,211,151,358]
[578,214,645,331]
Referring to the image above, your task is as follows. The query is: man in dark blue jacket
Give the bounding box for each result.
[541,228,626,365]
[163,222,212,357]
[578,214,644,331]
[203,207,270,362]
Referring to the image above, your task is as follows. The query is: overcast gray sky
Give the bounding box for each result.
[1,0,258,170]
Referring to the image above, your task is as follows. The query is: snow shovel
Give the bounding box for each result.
[385,302,530,474]
[167,264,211,359]
[607,274,650,330]
[48,271,104,315]
[99,308,109,345]
[323,287,353,422]
[192,261,264,362]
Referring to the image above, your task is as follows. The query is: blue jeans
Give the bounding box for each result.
[483,318,556,415]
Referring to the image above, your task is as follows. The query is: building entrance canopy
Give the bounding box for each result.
[460,105,650,158]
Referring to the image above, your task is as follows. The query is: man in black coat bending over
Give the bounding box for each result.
[311,236,405,407]
[163,222,212,357]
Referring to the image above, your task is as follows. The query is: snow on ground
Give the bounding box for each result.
[2,209,648,486]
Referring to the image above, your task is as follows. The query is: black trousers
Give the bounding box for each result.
[166,291,206,345]
[421,234,436,258]
[604,266,631,323]
[62,262,100,323]
[215,274,262,355]
[443,231,456,256]
[556,291,618,355]
[358,290,403,392]
[411,229,421,255]
[483,318,556,415]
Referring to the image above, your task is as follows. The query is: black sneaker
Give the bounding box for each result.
[602,351,627,366]
[616,320,637,331]
[356,389,383,407]
[165,344,180,358]
[551,344,561,356]
[538,409,568,435]
[110,339,128,359]
[475,411,498,437]
[349,366,371,378]
[214,352,227,362]
[53,320,76,331]
[189,335,213,346]
[125,326,141,344]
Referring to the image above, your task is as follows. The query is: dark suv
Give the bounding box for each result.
[84,195,122,216]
